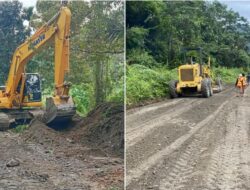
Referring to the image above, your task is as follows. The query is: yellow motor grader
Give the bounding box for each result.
[169,47,222,98]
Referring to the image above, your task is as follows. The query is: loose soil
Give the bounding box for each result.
[0,102,124,190]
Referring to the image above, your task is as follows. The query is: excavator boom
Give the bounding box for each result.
[0,5,76,129]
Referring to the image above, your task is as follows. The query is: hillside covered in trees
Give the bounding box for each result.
[0,0,124,114]
[126,1,250,104]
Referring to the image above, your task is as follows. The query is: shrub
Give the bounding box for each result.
[126,64,177,105]
[70,84,95,115]
[213,67,245,84]
[107,76,124,103]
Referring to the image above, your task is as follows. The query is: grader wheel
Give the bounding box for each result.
[209,82,213,96]
[201,79,210,98]
[169,80,179,98]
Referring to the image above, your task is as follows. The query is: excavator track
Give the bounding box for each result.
[0,100,76,130]
[0,110,33,131]
[0,113,12,130]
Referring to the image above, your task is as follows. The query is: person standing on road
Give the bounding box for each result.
[235,73,247,97]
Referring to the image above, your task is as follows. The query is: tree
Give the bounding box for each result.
[126,1,250,69]
[27,0,124,112]
[0,1,31,84]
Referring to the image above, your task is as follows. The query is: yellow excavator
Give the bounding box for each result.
[0,3,76,129]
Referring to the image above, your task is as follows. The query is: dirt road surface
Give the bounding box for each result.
[126,85,250,190]
[0,103,124,190]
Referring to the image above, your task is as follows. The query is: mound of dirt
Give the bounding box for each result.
[21,120,62,145]
[67,102,124,157]
[13,103,124,190]
[21,102,124,157]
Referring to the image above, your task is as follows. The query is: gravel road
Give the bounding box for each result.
[126,86,250,190]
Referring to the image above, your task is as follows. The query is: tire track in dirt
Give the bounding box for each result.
[126,99,194,133]
[127,88,250,190]
[126,99,202,148]
[127,98,183,115]
[126,87,234,188]
[126,88,233,180]
[126,117,195,171]
[159,137,202,190]
[204,99,250,190]
[127,98,183,127]
[126,97,230,187]
[157,104,229,190]
[126,87,233,149]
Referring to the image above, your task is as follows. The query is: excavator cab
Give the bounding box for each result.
[15,73,42,104]
[23,73,42,103]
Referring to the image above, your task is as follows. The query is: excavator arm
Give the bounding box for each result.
[0,5,75,128]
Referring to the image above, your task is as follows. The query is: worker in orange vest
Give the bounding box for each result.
[235,73,247,96]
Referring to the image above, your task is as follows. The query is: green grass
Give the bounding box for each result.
[12,125,29,133]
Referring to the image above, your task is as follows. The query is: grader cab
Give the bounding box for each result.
[169,47,222,98]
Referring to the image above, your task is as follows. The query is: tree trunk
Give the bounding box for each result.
[95,60,104,105]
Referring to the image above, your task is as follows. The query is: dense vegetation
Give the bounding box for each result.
[126,1,250,105]
[0,1,32,83]
[126,64,177,105]
[0,1,124,115]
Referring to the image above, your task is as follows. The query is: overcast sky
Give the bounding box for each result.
[7,0,250,23]
[16,0,250,21]
[19,0,37,7]
[220,1,250,21]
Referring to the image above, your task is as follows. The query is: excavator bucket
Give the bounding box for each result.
[43,97,76,127]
